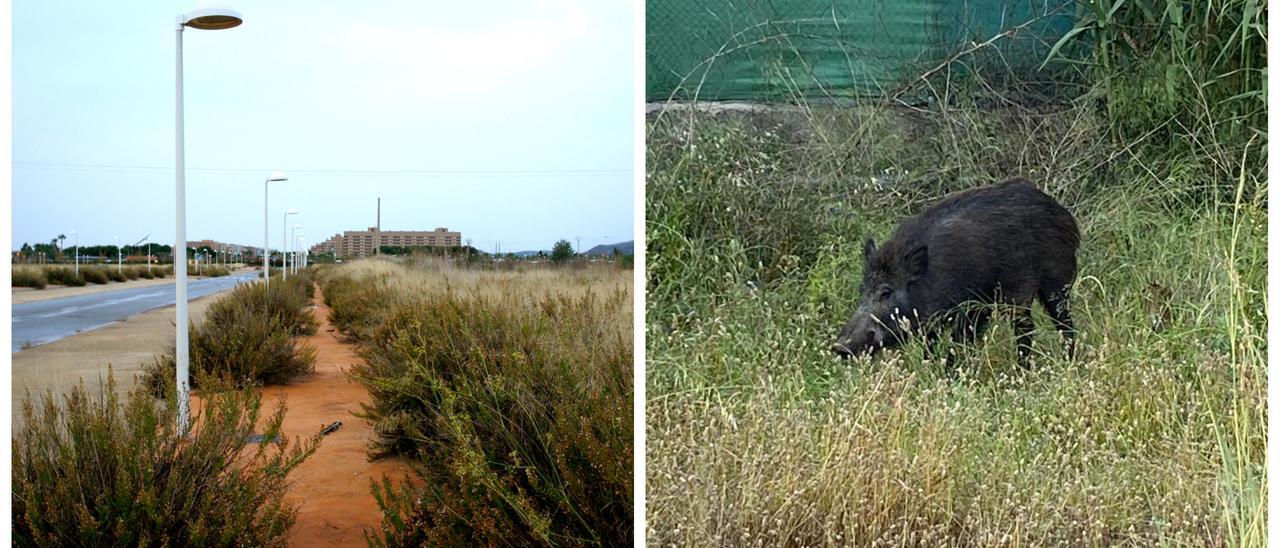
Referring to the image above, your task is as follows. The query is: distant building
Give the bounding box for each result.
[185,239,261,257]
[311,227,461,258]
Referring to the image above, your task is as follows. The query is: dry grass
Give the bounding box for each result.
[317,257,634,546]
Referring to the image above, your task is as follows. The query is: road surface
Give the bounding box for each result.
[12,273,258,352]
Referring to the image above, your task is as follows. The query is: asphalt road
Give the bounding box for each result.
[11,273,259,352]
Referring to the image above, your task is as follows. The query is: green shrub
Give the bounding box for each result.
[320,274,397,343]
[142,282,317,390]
[138,268,155,279]
[122,266,142,280]
[80,268,109,285]
[13,370,320,546]
[202,265,231,278]
[104,267,127,283]
[44,266,86,287]
[12,268,47,289]
[240,277,319,337]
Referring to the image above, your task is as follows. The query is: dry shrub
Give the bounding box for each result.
[13,370,320,546]
[321,258,633,546]
[12,267,47,289]
[43,266,86,287]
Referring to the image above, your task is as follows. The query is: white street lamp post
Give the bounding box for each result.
[114,235,121,273]
[291,225,301,274]
[282,209,298,281]
[176,1,242,434]
[70,230,78,276]
[264,171,287,288]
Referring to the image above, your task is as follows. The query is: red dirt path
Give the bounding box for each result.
[265,287,413,546]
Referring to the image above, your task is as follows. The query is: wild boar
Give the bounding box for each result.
[831,178,1079,364]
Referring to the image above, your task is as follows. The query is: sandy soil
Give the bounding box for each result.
[254,288,413,546]
[11,294,220,426]
[12,266,258,304]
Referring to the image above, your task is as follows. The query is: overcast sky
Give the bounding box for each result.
[12,1,634,253]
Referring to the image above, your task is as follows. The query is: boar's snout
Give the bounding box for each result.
[832,317,887,358]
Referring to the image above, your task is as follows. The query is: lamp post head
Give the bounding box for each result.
[286,208,299,215]
[267,170,288,182]
[293,224,302,229]
[183,1,243,30]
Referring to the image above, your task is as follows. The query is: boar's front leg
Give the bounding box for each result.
[1012,308,1036,366]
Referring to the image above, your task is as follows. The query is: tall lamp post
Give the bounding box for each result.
[176,1,242,433]
[282,209,298,280]
[264,171,288,288]
[70,230,79,276]
[291,224,302,274]
[297,235,306,271]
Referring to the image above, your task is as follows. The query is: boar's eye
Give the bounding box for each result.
[878,287,893,300]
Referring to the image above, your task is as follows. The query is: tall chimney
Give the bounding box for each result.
[375,197,381,255]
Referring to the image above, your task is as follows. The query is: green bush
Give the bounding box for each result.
[244,276,319,337]
[12,268,47,289]
[80,268,109,285]
[104,267,127,283]
[44,266,86,287]
[320,274,397,343]
[13,370,320,546]
[202,265,231,278]
[143,281,317,390]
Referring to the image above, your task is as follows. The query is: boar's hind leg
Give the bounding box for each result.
[1038,284,1076,360]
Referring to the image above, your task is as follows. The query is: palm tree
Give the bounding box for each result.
[57,234,66,251]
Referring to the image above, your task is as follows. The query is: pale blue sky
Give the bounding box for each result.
[12,1,634,254]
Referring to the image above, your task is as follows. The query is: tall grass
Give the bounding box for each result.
[1046,0,1264,153]
[11,266,47,289]
[13,370,320,546]
[646,48,1264,545]
[318,258,633,546]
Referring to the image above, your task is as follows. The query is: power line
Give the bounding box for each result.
[13,161,631,178]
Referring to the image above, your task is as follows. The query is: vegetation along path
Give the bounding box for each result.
[262,285,413,546]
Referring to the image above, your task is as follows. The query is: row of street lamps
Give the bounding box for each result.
[63,2,304,434]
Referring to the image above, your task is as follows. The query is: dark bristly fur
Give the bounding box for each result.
[833,178,1080,364]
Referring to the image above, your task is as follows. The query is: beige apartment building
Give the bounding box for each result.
[311,227,462,258]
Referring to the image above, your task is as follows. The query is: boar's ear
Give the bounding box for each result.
[862,237,876,262]
[905,245,928,279]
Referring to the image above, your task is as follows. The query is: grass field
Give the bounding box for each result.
[316,257,634,546]
[645,98,1264,544]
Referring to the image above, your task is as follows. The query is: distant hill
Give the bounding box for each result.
[507,241,633,258]
[584,241,634,256]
